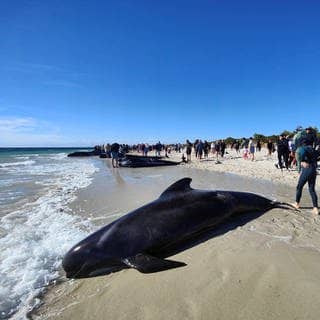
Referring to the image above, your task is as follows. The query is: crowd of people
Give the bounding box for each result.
[99,126,319,215]
[184,128,319,215]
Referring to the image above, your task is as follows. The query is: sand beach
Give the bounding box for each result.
[33,148,320,320]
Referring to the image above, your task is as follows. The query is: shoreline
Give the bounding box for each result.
[33,149,320,320]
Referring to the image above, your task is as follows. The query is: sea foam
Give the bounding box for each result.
[0,156,98,319]
[0,160,36,168]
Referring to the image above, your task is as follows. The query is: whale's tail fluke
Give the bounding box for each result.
[272,201,300,212]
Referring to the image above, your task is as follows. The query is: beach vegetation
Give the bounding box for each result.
[224,137,236,145]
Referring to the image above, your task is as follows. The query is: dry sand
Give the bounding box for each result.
[34,148,320,320]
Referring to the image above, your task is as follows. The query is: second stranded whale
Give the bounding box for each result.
[62,178,297,278]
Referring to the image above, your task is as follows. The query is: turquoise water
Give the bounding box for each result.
[0,147,89,157]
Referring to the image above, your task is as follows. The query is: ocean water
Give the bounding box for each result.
[0,148,98,319]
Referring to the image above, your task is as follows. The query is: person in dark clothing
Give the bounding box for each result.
[234,140,240,154]
[220,140,226,157]
[110,142,120,168]
[305,127,317,148]
[186,140,192,162]
[194,139,199,159]
[292,139,319,215]
[155,141,162,157]
[276,135,290,170]
[196,140,204,160]
[164,145,170,157]
[256,140,262,152]
[203,140,209,159]
[240,138,249,149]
[214,140,221,161]
[267,140,274,158]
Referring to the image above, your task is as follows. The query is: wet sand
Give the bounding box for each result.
[33,150,320,320]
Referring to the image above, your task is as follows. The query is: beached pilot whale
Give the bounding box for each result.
[62,178,296,278]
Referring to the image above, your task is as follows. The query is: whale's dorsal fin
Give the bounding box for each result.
[160,177,192,198]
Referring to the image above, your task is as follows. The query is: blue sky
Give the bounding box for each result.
[1,0,319,146]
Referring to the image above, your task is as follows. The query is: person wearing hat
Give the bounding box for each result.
[292,138,319,215]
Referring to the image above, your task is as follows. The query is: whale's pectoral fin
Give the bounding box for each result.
[122,253,186,273]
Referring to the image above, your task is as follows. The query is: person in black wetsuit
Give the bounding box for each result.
[292,138,319,215]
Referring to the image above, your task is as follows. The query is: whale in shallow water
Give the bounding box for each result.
[62,178,296,278]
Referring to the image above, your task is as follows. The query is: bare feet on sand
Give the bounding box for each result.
[292,203,318,215]
[292,202,300,210]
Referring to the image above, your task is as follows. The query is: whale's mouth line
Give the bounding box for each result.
[65,259,127,279]
[67,266,126,279]
[65,267,83,279]
[88,266,127,277]
[65,260,98,279]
